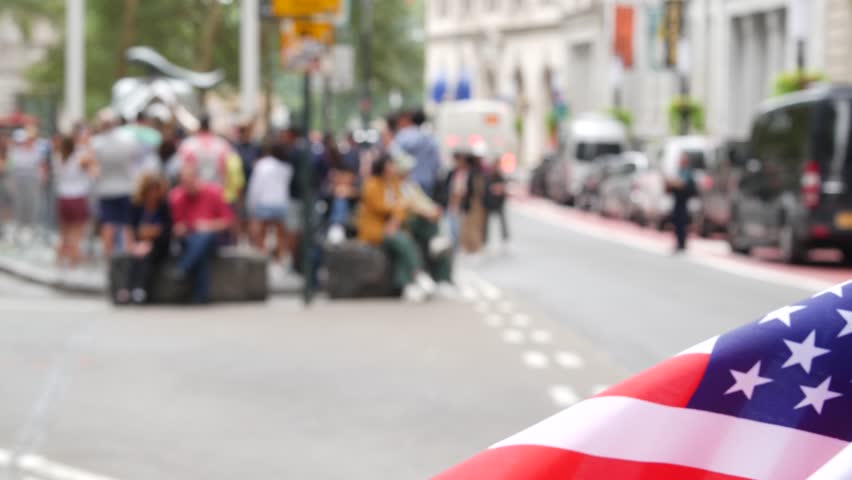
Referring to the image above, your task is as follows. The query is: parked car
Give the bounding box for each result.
[546,113,627,205]
[598,152,650,220]
[728,84,852,264]
[694,140,748,237]
[530,153,557,197]
[434,100,520,174]
[575,154,620,212]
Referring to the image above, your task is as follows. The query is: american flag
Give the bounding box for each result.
[435,281,852,480]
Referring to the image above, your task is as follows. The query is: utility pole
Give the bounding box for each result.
[358,0,373,128]
[676,0,691,136]
[240,0,260,117]
[791,0,809,82]
[65,0,85,125]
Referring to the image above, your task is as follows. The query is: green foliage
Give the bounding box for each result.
[773,71,827,96]
[668,96,705,135]
[608,107,633,129]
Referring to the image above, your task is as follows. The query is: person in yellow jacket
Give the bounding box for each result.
[357,153,436,302]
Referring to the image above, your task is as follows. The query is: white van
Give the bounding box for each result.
[434,100,520,173]
[546,113,628,204]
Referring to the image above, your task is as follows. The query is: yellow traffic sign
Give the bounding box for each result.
[271,0,341,17]
[293,20,334,45]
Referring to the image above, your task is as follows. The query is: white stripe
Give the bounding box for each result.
[492,396,845,480]
[678,336,719,355]
[0,447,10,466]
[18,454,119,480]
[809,443,852,479]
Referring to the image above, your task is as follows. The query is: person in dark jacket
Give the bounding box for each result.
[667,154,697,253]
[483,162,510,248]
[117,173,172,304]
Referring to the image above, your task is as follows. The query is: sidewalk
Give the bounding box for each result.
[0,234,302,295]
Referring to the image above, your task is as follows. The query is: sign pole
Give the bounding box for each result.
[301,68,315,306]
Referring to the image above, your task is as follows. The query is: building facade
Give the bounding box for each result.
[425,0,840,168]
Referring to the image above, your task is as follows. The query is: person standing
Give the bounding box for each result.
[169,164,233,304]
[54,134,95,267]
[246,145,293,260]
[483,162,510,251]
[91,109,139,258]
[6,123,50,243]
[119,173,171,305]
[394,110,441,197]
[667,154,697,253]
[176,115,232,187]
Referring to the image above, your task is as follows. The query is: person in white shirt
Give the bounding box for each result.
[245,146,293,260]
[54,133,95,266]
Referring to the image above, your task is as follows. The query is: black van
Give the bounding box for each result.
[728,85,852,264]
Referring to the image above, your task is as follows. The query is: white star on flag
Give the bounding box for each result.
[813,280,852,299]
[782,330,830,373]
[836,310,852,338]
[795,377,842,414]
[725,361,773,400]
[759,305,806,327]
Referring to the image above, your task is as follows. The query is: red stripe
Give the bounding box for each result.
[596,353,711,407]
[433,445,749,480]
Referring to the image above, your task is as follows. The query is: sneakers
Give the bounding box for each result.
[415,272,437,297]
[131,288,147,304]
[403,284,427,303]
[429,235,453,258]
[435,282,458,300]
[327,224,346,245]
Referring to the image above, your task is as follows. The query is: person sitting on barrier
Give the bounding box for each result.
[391,148,455,293]
[357,154,436,302]
[116,173,172,304]
[169,164,234,304]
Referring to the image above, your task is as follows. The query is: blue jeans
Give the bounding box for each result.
[329,197,350,225]
[179,232,218,303]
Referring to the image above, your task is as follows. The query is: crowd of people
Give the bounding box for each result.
[0,106,511,304]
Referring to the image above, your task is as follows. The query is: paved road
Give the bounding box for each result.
[465,198,832,372]
[0,272,624,479]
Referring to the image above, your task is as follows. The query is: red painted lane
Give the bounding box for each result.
[513,194,852,287]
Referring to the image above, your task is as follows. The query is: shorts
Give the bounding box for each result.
[250,205,288,223]
[98,195,132,226]
[57,197,90,224]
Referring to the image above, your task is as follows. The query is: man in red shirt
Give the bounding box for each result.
[169,164,233,303]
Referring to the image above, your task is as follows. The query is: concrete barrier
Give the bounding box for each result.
[323,241,397,299]
[109,248,268,304]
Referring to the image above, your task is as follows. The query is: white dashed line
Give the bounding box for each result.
[522,351,550,369]
[484,314,503,328]
[474,302,490,314]
[591,384,610,396]
[501,329,526,345]
[477,282,502,301]
[497,300,514,313]
[511,313,531,328]
[0,449,119,480]
[549,385,581,408]
[460,287,478,301]
[530,329,553,344]
[554,351,585,370]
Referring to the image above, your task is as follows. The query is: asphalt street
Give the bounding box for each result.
[0,199,840,479]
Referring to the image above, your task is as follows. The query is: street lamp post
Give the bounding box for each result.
[790,0,809,81]
[65,0,85,124]
[240,0,261,117]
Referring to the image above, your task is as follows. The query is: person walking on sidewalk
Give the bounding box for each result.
[394,110,441,198]
[169,164,234,304]
[483,160,510,252]
[246,145,293,260]
[357,154,436,302]
[176,115,232,187]
[118,173,172,305]
[666,154,697,253]
[7,123,50,244]
[54,134,95,267]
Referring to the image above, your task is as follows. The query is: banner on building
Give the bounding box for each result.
[613,5,635,68]
[662,0,684,68]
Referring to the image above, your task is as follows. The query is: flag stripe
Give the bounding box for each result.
[492,396,847,480]
[433,445,749,480]
[596,353,711,407]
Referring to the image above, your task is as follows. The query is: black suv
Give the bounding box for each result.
[728,85,852,264]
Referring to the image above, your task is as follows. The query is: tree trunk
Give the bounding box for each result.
[115,0,140,79]
[195,1,224,72]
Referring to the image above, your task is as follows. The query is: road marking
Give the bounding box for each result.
[522,351,550,369]
[530,329,553,344]
[477,281,502,301]
[511,313,531,328]
[549,385,581,408]
[591,384,610,396]
[502,328,526,345]
[484,314,503,328]
[474,302,490,314]
[554,351,585,370]
[0,448,118,480]
[460,286,478,301]
[497,300,514,313]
